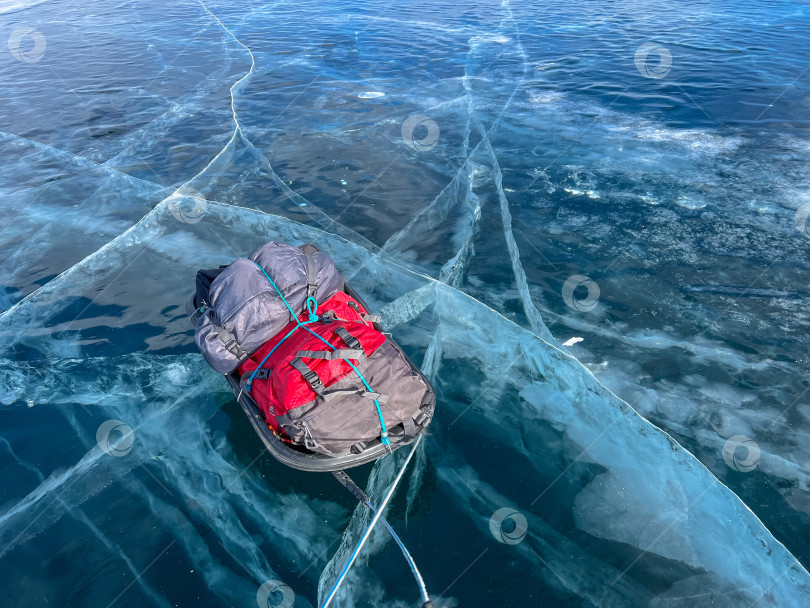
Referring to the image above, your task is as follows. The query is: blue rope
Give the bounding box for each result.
[364,501,429,602]
[306,296,319,322]
[248,261,390,445]
[244,321,314,390]
[295,324,390,446]
[320,435,423,608]
[253,262,297,319]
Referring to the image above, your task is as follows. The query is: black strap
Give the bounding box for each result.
[333,470,371,504]
[290,357,324,394]
[350,441,367,455]
[345,299,381,325]
[320,310,336,323]
[194,267,226,312]
[253,368,271,380]
[214,325,249,363]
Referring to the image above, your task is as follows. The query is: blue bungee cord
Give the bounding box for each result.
[249,262,390,446]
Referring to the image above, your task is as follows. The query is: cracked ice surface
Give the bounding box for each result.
[1,200,809,606]
[2,0,810,605]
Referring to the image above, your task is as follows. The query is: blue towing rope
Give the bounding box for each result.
[321,434,428,608]
[332,469,430,605]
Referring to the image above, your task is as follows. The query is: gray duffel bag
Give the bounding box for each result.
[190,242,343,374]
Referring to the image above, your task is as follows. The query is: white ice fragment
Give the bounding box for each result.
[675,195,707,210]
[470,34,510,44]
[528,90,564,104]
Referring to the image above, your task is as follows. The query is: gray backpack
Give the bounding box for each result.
[189,242,343,374]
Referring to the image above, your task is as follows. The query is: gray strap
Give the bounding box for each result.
[334,327,366,362]
[304,250,318,301]
[402,409,427,440]
[297,348,364,361]
[335,326,362,351]
[290,357,324,394]
[362,314,381,324]
[402,417,416,440]
[215,325,249,363]
[320,389,389,403]
[320,388,388,403]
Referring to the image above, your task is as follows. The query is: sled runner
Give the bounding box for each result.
[186,241,435,607]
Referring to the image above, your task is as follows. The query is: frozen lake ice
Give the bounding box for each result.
[1,0,809,606]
